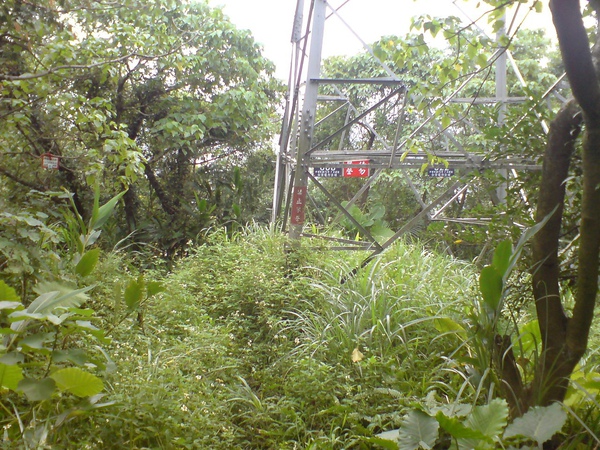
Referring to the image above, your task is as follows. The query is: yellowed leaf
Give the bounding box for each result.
[351,348,364,363]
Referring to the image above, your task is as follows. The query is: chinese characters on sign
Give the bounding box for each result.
[41,153,60,170]
[427,167,454,178]
[290,186,307,225]
[343,160,369,178]
[313,167,342,178]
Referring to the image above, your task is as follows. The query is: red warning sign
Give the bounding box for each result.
[343,160,369,178]
[290,186,307,225]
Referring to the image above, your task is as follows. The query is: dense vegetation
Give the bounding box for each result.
[2,0,600,448]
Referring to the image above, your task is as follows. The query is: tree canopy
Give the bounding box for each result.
[0,0,281,254]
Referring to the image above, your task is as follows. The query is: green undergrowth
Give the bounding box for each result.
[8,227,597,448]
[55,228,480,448]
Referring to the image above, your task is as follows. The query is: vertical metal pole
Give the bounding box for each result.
[272,0,306,224]
[495,17,508,204]
[288,0,326,241]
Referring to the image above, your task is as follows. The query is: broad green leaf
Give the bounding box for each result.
[0,362,23,390]
[441,115,451,129]
[463,398,508,440]
[90,190,126,230]
[492,240,512,280]
[0,352,24,365]
[479,266,503,313]
[371,429,401,449]
[50,367,104,397]
[436,411,487,440]
[146,281,165,297]
[0,281,20,302]
[398,410,439,450]
[18,377,56,401]
[75,248,100,277]
[20,332,55,350]
[503,403,567,445]
[124,279,143,311]
[52,349,89,366]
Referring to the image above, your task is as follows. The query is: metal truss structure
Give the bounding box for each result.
[272,0,564,264]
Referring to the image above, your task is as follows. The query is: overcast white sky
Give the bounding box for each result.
[209,0,555,80]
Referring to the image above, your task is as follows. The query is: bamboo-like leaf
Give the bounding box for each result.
[507,205,558,277]
[0,362,23,390]
[27,283,93,314]
[75,248,100,277]
[434,317,467,340]
[492,239,512,280]
[50,367,104,397]
[90,191,126,230]
[504,403,567,445]
[398,410,439,450]
[18,377,56,401]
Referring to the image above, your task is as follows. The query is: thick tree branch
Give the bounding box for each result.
[0,166,45,191]
[532,100,581,348]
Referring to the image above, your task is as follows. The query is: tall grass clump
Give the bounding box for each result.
[290,240,475,362]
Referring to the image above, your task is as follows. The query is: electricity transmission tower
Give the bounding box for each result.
[272,0,564,264]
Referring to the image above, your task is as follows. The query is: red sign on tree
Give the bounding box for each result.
[343,160,369,178]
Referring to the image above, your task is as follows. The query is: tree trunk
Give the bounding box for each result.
[516,0,600,408]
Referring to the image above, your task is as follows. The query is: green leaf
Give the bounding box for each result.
[436,411,487,440]
[75,248,100,277]
[507,206,558,278]
[124,279,143,311]
[441,115,451,129]
[517,319,541,357]
[463,398,508,440]
[479,266,503,313]
[0,301,22,311]
[492,240,512,280]
[371,429,401,449]
[0,281,20,302]
[0,362,23,390]
[434,317,467,340]
[0,352,24,365]
[398,410,439,450]
[28,283,93,314]
[52,349,89,366]
[18,377,56,401]
[232,203,241,218]
[20,332,55,350]
[90,190,126,230]
[146,281,165,297]
[50,367,104,397]
[504,403,567,445]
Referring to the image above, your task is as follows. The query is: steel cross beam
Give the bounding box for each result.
[277,0,555,276]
